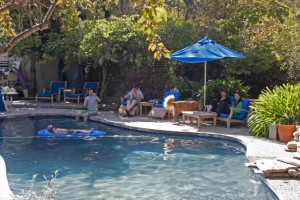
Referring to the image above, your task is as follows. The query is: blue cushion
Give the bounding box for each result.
[220,99,250,120]
[232,99,250,120]
[219,113,229,118]
[154,91,180,108]
[229,96,235,105]
[36,93,55,97]
[154,103,163,107]
[66,93,84,98]
[122,98,128,105]
[85,82,98,90]
[163,91,180,101]
[51,82,66,93]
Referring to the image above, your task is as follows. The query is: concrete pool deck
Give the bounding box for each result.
[1,100,300,200]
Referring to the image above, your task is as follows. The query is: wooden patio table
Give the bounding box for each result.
[182,111,217,128]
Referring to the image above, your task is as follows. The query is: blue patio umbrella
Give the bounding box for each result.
[171,36,246,105]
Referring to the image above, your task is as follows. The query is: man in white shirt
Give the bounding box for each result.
[125,84,143,116]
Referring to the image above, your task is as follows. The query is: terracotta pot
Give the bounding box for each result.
[277,124,296,143]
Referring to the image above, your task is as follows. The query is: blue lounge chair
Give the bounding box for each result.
[217,96,252,128]
[148,91,180,120]
[154,91,181,107]
[64,82,100,103]
[36,81,67,103]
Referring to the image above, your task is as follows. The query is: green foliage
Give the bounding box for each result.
[248,84,300,137]
[164,78,202,101]
[159,18,200,51]
[78,17,146,62]
[199,78,250,100]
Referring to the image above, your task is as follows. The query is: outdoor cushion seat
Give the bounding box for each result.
[154,91,180,108]
[36,81,67,103]
[217,98,252,128]
[65,82,99,103]
[149,91,180,120]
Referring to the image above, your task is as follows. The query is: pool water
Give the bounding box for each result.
[0,116,276,199]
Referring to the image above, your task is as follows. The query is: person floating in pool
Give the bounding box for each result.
[47,125,94,134]
[76,88,101,123]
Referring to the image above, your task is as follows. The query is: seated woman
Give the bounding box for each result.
[206,90,231,116]
[231,92,243,116]
[125,84,144,116]
[47,125,93,134]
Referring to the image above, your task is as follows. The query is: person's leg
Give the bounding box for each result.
[125,100,132,116]
[126,100,131,110]
[76,111,82,121]
[83,113,88,123]
[211,99,218,112]
[74,128,94,134]
[128,99,138,111]
[215,101,229,116]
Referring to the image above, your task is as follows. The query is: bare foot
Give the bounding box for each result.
[88,128,94,134]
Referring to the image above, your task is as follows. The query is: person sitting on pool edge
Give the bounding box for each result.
[76,88,101,123]
[47,125,94,134]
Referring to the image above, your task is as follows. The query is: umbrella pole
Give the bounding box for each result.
[204,62,207,106]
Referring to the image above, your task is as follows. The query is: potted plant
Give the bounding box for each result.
[13,65,29,97]
[277,114,298,143]
[248,84,300,143]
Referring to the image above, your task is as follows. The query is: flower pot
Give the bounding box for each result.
[277,124,296,143]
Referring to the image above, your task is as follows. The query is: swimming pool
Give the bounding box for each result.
[0,116,277,199]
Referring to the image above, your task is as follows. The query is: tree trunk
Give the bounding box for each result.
[29,56,37,94]
[99,61,108,101]
[0,0,59,56]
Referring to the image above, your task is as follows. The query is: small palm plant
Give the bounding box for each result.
[248,83,300,137]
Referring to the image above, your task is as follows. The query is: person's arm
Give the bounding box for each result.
[232,102,243,115]
[83,98,88,108]
[125,91,132,99]
[93,93,101,102]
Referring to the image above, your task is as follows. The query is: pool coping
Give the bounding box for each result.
[1,108,300,200]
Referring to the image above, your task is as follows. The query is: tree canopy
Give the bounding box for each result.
[1,0,300,99]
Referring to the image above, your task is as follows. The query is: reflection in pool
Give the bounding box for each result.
[0,116,277,199]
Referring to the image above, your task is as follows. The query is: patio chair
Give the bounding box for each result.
[36,81,67,103]
[217,97,251,128]
[154,91,181,108]
[64,82,100,103]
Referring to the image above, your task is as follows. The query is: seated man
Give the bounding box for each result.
[47,125,93,134]
[124,84,144,116]
[76,88,101,123]
[3,94,12,111]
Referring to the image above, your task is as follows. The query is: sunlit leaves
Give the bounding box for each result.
[137,0,169,60]
[78,17,145,64]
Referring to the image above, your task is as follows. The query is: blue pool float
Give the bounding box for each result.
[38,129,106,137]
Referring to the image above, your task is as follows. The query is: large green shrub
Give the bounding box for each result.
[199,78,250,100]
[164,78,202,100]
[248,84,300,137]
